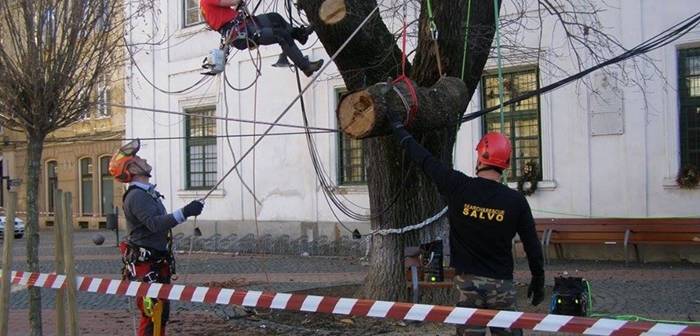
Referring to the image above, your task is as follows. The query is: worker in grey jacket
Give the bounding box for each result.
[109,139,204,336]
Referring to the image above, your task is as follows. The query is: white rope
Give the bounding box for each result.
[370,206,448,236]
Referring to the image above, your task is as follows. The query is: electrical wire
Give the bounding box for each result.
[221,72,263,206]
[200,4,382,201]
[124,36,212,95]
[104,102,339,133]
[293,61,415,224]
[460,11,700,124]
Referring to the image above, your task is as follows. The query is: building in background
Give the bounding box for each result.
[125,1,699,248]
[0,74,126,229]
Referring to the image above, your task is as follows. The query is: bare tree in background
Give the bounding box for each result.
[296,0,656,301]
[0,1,150,333]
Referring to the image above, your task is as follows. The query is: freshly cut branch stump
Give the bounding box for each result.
[337,76,468,139]
[319,0,347,25]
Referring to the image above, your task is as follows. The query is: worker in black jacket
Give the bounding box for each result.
[109,139,204,336]
[387,109,545,336]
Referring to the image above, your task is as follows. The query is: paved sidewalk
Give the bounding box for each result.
[4,230,700,335]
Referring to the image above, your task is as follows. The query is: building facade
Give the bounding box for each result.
[126,1,700,245]
[0,76,126,229]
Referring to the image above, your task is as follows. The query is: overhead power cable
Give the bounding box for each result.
[461,11,700,123]
[104,102,339,133]
[200,4,382,200]
[10,131,330,145]
[124,37,213,95]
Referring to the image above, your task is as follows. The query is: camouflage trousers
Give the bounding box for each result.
[454,274,521,336]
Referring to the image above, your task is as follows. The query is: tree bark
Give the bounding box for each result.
[25,133,45,336]
[300,0,500,301]
[337,76,468,139]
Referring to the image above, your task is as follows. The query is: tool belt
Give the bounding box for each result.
[219,15,261,51]
[219,14,251,42]
[119,241,174,283]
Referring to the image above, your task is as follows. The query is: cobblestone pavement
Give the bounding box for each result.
[3,230,700,335]
[4,231,364,311]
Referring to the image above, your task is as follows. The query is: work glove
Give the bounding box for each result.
[382,80,404,129]
[182,200,204,218]
[385,106,404,129]
[527,274,545,306]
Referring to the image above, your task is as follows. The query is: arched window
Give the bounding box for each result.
[46,160,58,213]
[79,157,94,215]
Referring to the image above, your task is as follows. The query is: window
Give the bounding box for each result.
[96,76,112,117]
[185,107,217,189]
[184,0,203,27]
[99,156,114,215]
[338,136,366,185]
[679,48,700,168]
[481,68,542,179]
[336,89,367,185]
[47,160,58,213]
[96,0,111,31]
[38,7,56,45]
[80,158,94,215]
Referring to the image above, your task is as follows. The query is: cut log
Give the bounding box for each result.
[319,0,347,25]
[337,76,468,139]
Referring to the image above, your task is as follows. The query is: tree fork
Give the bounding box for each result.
[337,76,468,139]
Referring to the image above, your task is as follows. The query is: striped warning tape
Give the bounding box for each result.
[5,270,700,336]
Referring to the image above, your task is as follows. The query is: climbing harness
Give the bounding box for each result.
[202,2,260,76]
[199,5,381,201]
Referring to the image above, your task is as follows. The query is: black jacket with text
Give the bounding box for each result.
[392,127,544,280]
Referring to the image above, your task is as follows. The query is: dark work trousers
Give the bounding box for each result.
[228,12,310,70]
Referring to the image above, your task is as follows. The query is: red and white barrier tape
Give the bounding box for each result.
[5,270,699,336]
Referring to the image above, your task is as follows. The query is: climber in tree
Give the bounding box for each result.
[200,0,323,77]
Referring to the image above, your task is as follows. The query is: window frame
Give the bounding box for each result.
[183,0,204,28]
[46,160,58,214]
[96,75,112,118]
[78,157,94,216]
[678,47,700,169]
[185,106,218,190]
[480,67,543,180]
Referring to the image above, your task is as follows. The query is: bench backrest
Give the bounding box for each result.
[535,218,700,244]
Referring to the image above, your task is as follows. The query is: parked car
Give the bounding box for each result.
[0,216,25,239]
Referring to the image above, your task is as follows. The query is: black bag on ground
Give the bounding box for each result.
[550,276,588,316]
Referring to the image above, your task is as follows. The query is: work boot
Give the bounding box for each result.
[292,25,315,45]
[303,59,324,77]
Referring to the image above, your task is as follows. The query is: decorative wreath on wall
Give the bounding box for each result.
[517,161,539,196]
[676,164,699,189]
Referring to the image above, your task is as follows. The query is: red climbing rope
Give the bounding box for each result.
[392,14,419,128]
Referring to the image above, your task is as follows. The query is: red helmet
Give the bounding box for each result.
[476,132,512,170]
[108,139,142,183]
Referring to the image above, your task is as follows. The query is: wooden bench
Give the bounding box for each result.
[624,219,700,261]
[535,218,700,264]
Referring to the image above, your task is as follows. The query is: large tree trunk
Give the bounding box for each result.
[25,133,45,335]
[300,0,500,301]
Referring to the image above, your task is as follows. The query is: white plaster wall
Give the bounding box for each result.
[126,0,700,232]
